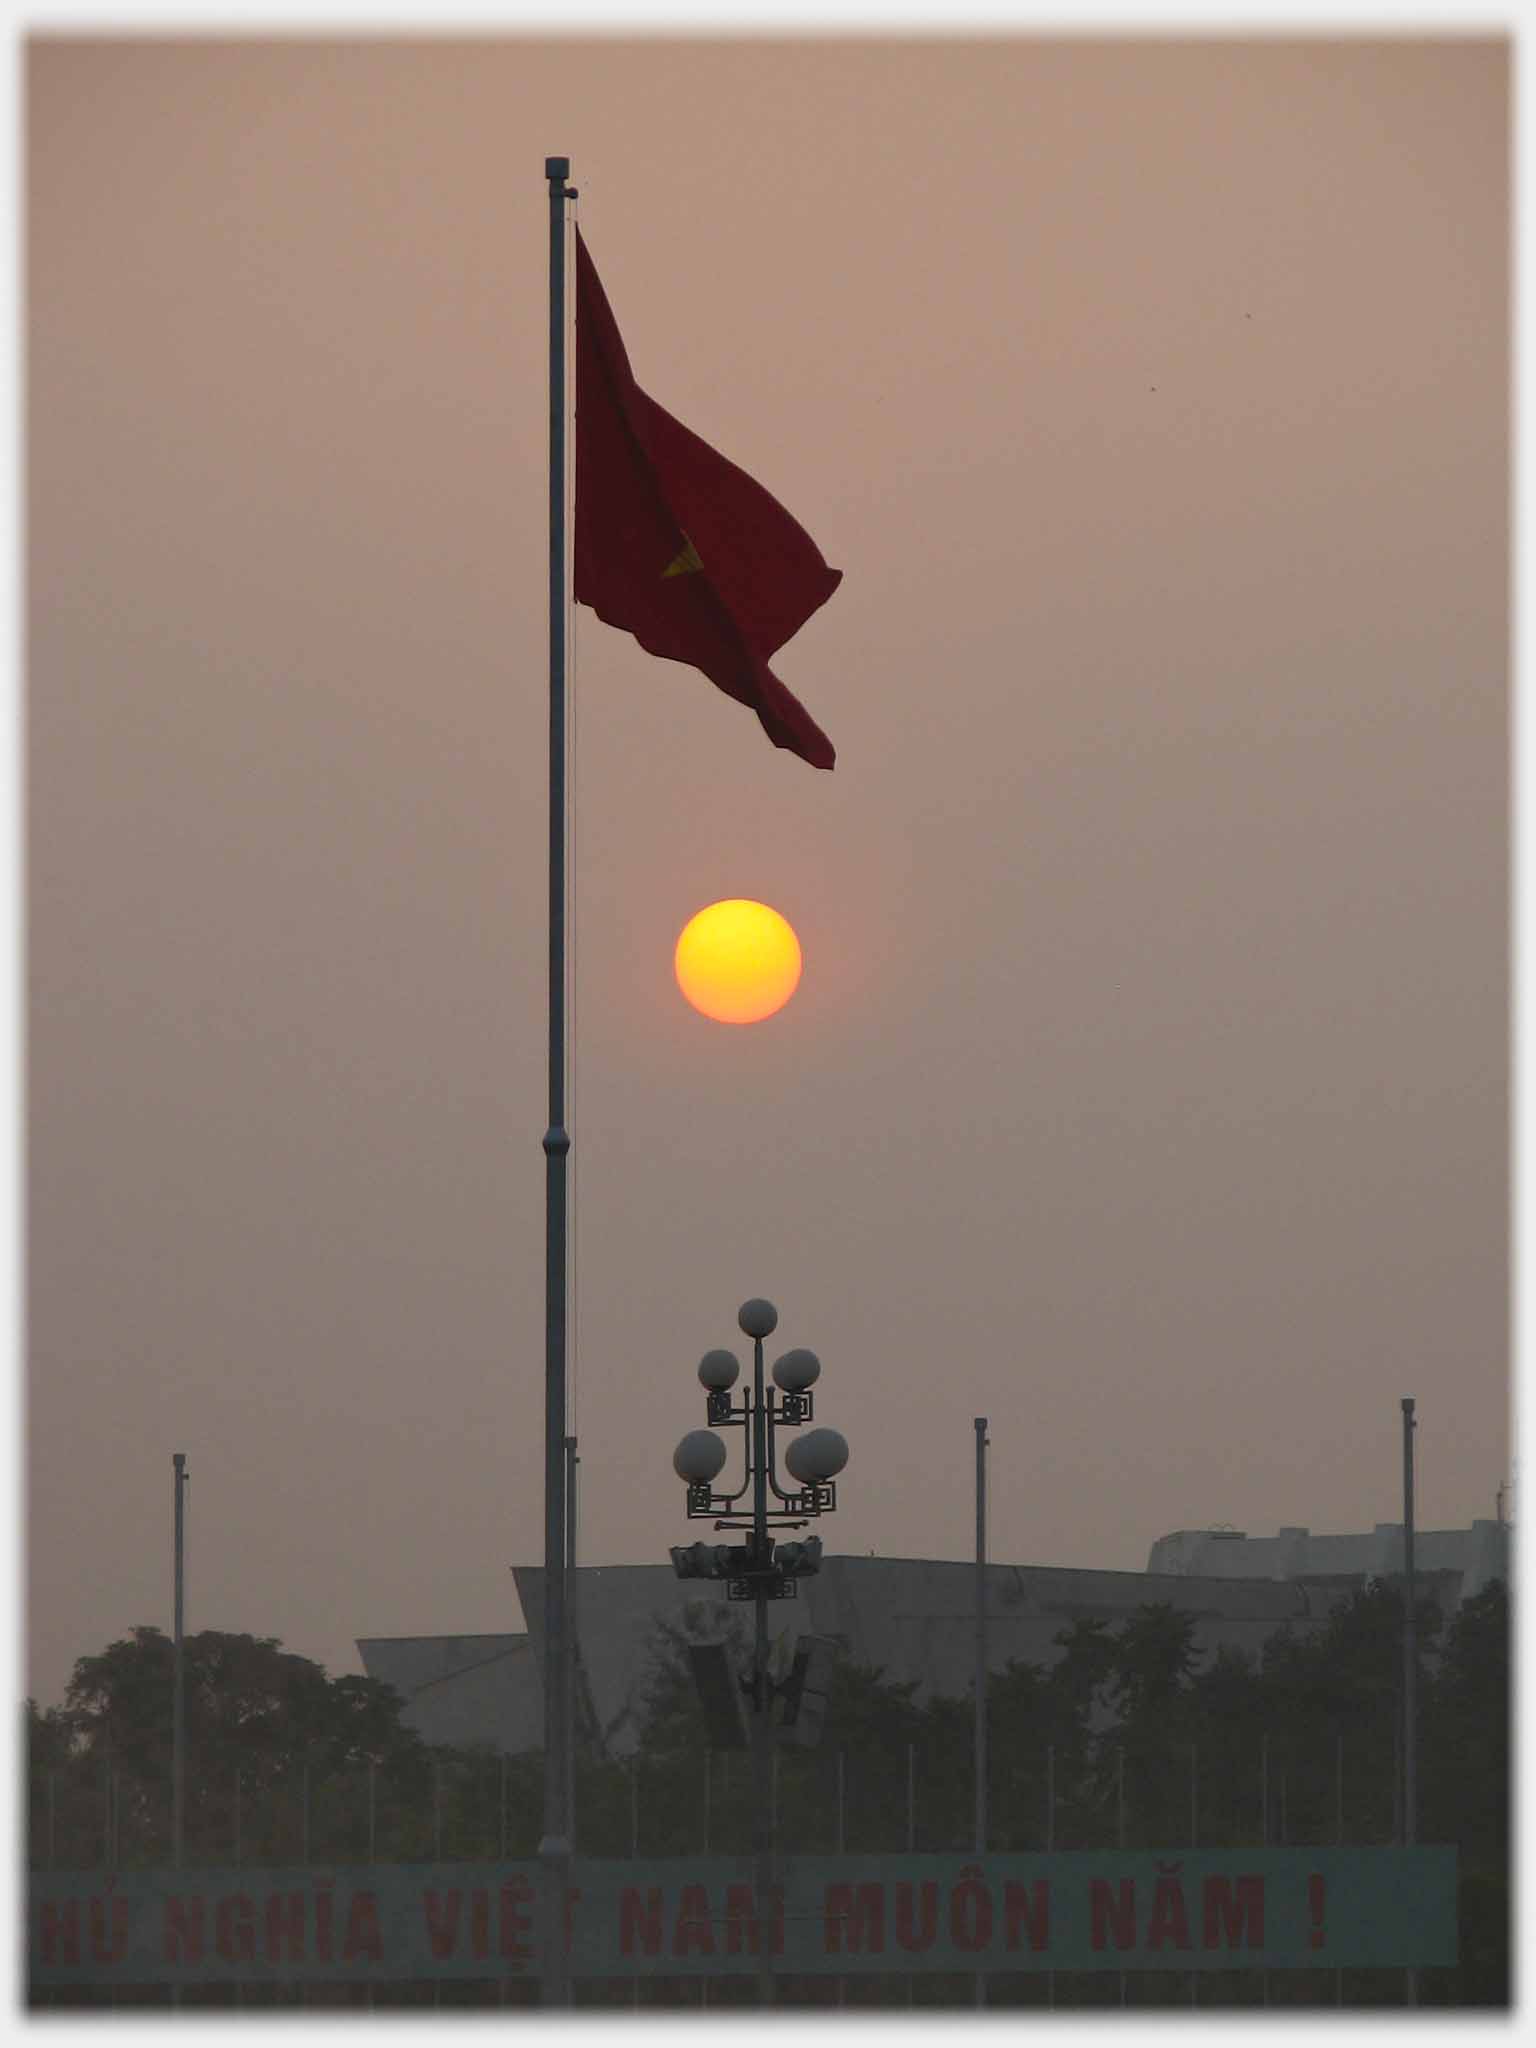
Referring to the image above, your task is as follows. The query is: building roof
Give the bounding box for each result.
[1145,1518,1509,1601]
[360,1530,1501,1759]
[356,1632,540,1753]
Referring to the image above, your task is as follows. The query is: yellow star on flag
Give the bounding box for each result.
[661,537,704,579]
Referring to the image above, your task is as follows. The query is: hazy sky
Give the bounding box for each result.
[26,34,1508,1708]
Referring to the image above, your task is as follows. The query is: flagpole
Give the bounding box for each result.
[540,151,573,2009]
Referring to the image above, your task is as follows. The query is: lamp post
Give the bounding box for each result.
[670,1297,849,2007]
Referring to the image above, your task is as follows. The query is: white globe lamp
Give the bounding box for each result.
[698,1348,741,1391]
[673,1430,728,1484]
[738,1298,778,1340]
[784,1427,849,1485]
[772,1347,821,1394]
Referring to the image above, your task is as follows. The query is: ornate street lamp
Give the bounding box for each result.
[669,1298,848,2003]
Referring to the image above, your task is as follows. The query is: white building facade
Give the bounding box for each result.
[1144,1518,1509,1600]
[355,1521,1508,1759]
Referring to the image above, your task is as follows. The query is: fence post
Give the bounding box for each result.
[1190,1743,1198,1847]
[1047,1745,1056,2011]
[232,1774,245,2010]
[1117,1749,1127,2009]
[836,1749,847,2008]
[367,1762,377,2013]
[1189,1743,1199,2008]
[1260,1735,1269,2007]
[1336,1731,1345,2008]
[1261,1732,1269,1846]
[630,1759,640,2010]
[905,1744,917,2013]
[1392,1705,1402,1845]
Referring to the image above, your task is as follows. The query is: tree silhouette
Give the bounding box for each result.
[40,1625,428,1865]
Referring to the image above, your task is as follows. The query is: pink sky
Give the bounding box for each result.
[26,34,1507,1704]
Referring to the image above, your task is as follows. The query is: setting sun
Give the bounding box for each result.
[674,900,803,1024]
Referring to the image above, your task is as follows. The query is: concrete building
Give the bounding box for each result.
[1145,1518,1509,1601]
[354,1522,1506,1759]
[355,1631,542,1755]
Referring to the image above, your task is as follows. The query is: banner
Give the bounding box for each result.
[29,1847,1457,1986]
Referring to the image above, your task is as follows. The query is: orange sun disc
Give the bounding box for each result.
[674,900,803,1024]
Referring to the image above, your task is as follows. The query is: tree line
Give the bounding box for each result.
[26,1577,1508,2003]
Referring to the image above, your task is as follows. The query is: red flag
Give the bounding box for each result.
[573,230,840,770]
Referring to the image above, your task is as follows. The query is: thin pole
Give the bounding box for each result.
[629,1758,639,2011]
[973,1415,988,2012]
[974,1418,988,1856]
[894,1744,915,2009]
[906,1740,917,2009]
[1402,1398,1418,1845]
[1392,1703,1402,1844]
[1261,1732,1269,1844]
[1187,1744,1204,2015]
[1336,1729,1345,2007]
[1402,1395,1418,2009]
[566,1433,579,1856]
[751,1327,775,2010]
[1190,1742,1198,1847]
[1117,1746,1126,2009]
[368,1763,376,1863]
[837,1747,847,2007]
[1046,1744,1055,2012]
[1261,1734,1268,2007]
[1189,1741,1199,2008]
[540,151,574,2011]
[172,1452,187,1870]
[234,1769,242,1868]
[703,1750,711,1855]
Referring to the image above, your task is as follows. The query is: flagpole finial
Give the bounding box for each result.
[545,156,570,184]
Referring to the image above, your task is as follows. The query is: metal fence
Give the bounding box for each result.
[30,1733,1403,1873]
[29,1711,1474,1862]
[27,1728,1500,2009]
